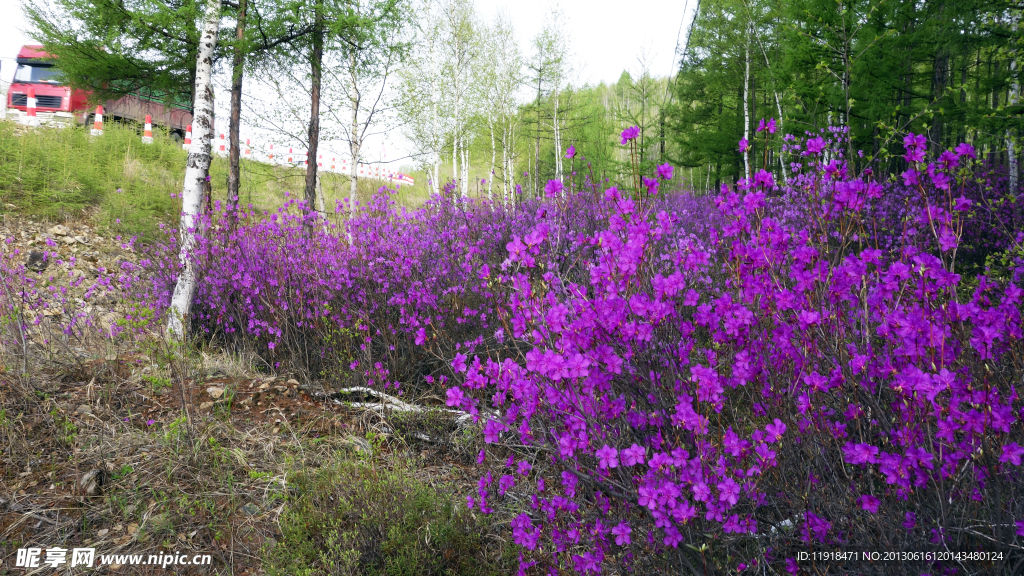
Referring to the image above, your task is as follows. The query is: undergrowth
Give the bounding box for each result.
[267,458,516,576]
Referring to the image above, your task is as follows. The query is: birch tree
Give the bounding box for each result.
[440,0,479,198]
[168,0,221,340]
[487,12,523,204]
[397,0,446,196]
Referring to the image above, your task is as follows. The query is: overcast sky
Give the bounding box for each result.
[1,0,696,163]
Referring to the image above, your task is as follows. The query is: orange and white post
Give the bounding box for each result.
[268,143,274,162]
[142,115,154,144]
[218,134,227,157]
[90,106,104,137]
[25,88,39,127]
[245,138,252,157]
[182,124,192,150]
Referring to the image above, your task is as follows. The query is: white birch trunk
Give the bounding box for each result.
[348,51,361,241]
[742,23,751,183]
[462,145,469,198]
[502,121,509,206]
[488,115,495,202]
[553,94,562,181]
[167,0,221,340]
[1009,27,1019,192]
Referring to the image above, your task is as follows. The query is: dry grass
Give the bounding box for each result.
[0,328,503,575]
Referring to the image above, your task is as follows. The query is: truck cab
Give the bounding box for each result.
[6,45,89,125]
[5,44,193,137]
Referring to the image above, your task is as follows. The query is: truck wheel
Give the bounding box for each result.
[170,131,184,144]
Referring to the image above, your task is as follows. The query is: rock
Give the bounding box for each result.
[286,378,300,386]
[76,404,92,415]
[25,250,47,272]
[199,401,214,410]
[49,224,69,236]
[97,528,109,537]
[240,504,260,516]
[206,386,225,399]
[74,236,89,244]
[61,236,76,245]
[80,470,103,496]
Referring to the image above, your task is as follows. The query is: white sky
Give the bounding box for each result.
[1,0,696,163]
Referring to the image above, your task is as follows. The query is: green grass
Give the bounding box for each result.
[266,458,516,576]
[0,119,435,241]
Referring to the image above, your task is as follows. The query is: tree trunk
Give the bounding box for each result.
[227,0,247,230]
[742,23,751,183]
[304,0,324,231]
[553,92,562,180]
[1009,15,1020,192]
[488,115,495,202]
[168,0,221,340]
[535,74,542,196]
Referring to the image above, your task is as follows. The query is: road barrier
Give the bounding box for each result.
[142,115,153,144]
[90,106,103,137]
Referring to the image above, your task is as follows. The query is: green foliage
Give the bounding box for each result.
[0,121,181,238]
[666,0,1021,180]
[0,120,427,239]
[24,0,209,108]
[265,458,514,576]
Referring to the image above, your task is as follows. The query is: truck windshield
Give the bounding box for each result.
[14,64,61,84]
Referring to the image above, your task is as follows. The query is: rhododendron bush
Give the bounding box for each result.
[443,131,1024,574]
[2,125,1023,574]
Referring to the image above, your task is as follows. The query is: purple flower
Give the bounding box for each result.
[565,145,576,158]
[1017,520,1024,537]
[596,445,619,469]
[656,163,673,180]
[620,126,639,144]
[642,177,660,195]
[738,138,750,153]
[445,386,465,407]
[765,418,786,442]
[146,419,155,426]
[662,525,683,548]
[517,461,532,476]
[621,444,646,466]
[452,352,467,373]
[903,512,916,530]
[804,137,826,155]
[611,522,631,546]
[955,142,976,159]
[859,494,880,513]
[903,132,927,162]
[901,168,919,187]
[499,474,515,495]
[544,179,563,197]
[1000,443,1024,466]
[717,478,741,506]
[843,442,880,465]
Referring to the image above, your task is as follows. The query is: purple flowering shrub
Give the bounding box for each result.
[4,120,1024,575]
[446,134,1024,574]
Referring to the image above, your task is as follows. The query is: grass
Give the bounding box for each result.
[0,119,435,242]
[0,333,516,575]
[266,458,515,576]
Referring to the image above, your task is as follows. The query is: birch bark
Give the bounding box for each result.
[167,0,221,340]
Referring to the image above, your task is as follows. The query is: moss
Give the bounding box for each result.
[265,458,515,576]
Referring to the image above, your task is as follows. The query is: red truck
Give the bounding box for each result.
[5,45,193,138]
